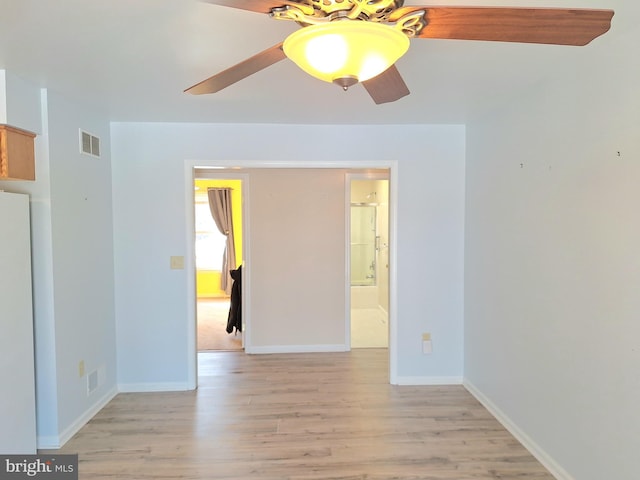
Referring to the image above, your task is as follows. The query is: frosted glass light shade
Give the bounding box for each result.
[283,21,410,86]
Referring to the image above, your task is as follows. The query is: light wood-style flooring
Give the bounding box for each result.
[44,350,553,479]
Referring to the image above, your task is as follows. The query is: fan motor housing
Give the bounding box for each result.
[272,0,404,24]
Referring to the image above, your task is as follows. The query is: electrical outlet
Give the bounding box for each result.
[78,360,85,377]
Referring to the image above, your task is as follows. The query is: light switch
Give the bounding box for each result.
[170,256,184,270]
[422,333,432,355]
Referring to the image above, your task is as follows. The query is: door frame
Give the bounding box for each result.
[192,174,248,352]
[345,172,391,350]
[184,160,399,388]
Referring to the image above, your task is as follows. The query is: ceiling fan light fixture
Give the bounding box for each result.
[283,21,410,87]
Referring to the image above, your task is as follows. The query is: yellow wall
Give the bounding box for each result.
[196,271,224,298]
[195,179,243,298]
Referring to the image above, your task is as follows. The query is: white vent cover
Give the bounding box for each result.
[87,370,99,395]
[79,129,101,157]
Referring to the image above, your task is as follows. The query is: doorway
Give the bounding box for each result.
[185,161,399,389]
[193,177,244,352]
[349,176,390,348]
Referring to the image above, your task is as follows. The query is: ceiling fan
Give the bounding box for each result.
[185,1,614,104]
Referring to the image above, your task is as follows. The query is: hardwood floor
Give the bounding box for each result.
[44,350,553,479]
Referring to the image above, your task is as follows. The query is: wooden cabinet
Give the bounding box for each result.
[0,124,36,181]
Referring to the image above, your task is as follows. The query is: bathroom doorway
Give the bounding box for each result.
[350,176,389,348]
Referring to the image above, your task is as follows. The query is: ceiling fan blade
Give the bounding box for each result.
[391,7,614,46]
[200,0,285,14]
[185,43,286,95]
[362,65,410,105]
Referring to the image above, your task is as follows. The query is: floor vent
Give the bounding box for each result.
[79,129,101,157]
[87,370,99,395]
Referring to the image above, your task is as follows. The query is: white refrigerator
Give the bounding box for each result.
[0,191,37,453]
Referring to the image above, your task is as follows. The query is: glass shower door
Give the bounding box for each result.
[350,205,377,286]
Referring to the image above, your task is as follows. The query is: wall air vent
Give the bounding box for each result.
[87,370,99,395]
[79,129,101,157]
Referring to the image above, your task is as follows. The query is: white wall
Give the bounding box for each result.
[46,90,117,444]
[0,73,118,448]
[464,5,640,478]
[0,70,41,132]
[0,70,6,122]
[3,70,42,133]
[249,168,347,351]
[111,122,465,388]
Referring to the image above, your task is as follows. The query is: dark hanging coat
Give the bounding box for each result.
[226,265,242,334]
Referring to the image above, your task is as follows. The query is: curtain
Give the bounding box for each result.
[207,188,237,295]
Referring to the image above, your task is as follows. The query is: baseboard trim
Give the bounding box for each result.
[37,386,118,450]
[393,375,463,386]
[117,382,193,393]
[463,379,573,480]
[246,344,349,354]
[36,435,61,450]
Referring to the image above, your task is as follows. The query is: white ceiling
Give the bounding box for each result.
[0,0,630,125]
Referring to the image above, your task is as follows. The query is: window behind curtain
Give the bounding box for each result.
[194,202,227,270]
